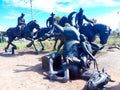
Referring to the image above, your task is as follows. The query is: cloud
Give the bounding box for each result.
[3,0,120,13]
[76,0,120,8]
[96,10,120,30]
[3,10,20,20]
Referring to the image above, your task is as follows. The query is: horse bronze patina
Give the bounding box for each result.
[33,15,69,51]
[4,20,41,54]
[51,23,111,52]
[40,23,111,83]
[40,24,114,90]
[46,11,111,51]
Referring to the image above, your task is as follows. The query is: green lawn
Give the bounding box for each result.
[0,39,56,51]
[0,37,120,51]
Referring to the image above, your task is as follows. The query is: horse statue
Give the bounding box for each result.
[33,15,69,51]
[80,23,111,44]
[31,12,76,51]
[34,12,76,51]
[52,23,111,52]
[53,12,76,50]
[4,20,41,54]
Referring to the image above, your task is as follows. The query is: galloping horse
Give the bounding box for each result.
[40,22,111,52]
[33,16,68,51]
[80,23,111,44]
[5,20,41,54]
[33,12,76,51]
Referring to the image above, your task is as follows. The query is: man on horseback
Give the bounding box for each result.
[17,13,26,31]
[46,12,56,29]
[45,12,56,37]
[75,8,94,30]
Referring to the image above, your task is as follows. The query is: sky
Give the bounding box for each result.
[0,0,120,31]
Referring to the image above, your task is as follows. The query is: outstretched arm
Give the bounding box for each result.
[46,19,49,28]
[81,42,95,60]
[83,15,94,24]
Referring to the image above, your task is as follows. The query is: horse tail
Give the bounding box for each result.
[2,32,7,37]
[68,11,76,26]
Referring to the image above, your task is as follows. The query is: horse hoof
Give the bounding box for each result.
[26,44,32,47]
[26,43,33,47]
[36,52,39,55]
[5,48,7,52]
[41,48,44,51]
[53,48,56,51]
[12,51,15,54]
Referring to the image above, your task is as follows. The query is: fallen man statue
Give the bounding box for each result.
[41,23,114,89]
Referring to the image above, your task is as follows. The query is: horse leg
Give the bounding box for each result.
[53,38,58,50]
[10,42,17,54]
[39,41,44,50]
[5,42,10,52]
[26,37,39,54]
[57,40,64,51]
[26,42,33,47]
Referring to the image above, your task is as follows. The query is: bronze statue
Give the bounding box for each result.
[75,8,94,30]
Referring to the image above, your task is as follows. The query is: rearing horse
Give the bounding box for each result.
[5,20,41,54]
[80,23,111,44]
[40,22,111,53]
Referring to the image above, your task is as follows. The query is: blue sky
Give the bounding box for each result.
[0,0,120,31]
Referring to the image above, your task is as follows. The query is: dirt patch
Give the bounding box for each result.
[0,47,120,90]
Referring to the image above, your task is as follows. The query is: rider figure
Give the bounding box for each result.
[75,8,94,30]
[46,12,56,29]
[46,12,56,35]
[17,13,26,31]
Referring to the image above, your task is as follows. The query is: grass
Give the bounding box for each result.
[0,39,56,51]
[107,37,120,46]
[0,37,120,51]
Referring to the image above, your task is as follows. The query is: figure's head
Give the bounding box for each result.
[51,12,55,16]
[21,13,25,17]
[79,8,83,13]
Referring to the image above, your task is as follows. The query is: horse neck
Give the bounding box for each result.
[93,24,104,36]
[27,23,34,31]
[81,25,96,42]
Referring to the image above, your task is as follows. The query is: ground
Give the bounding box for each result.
[0,46,120,90]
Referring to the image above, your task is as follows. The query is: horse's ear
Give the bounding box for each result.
[33,20,37,22]
[105,26,111,33]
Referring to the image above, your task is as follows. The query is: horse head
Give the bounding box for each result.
[86,68,114,90]
[27,20,40,31]
[58,16,68,27]
[93,24,111,45]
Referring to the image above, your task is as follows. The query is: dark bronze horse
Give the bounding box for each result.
[80,23,111,44]
[32,12,76,51]
[33,16,69,51]
[53,23,111,51]
[4,20,41,54]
